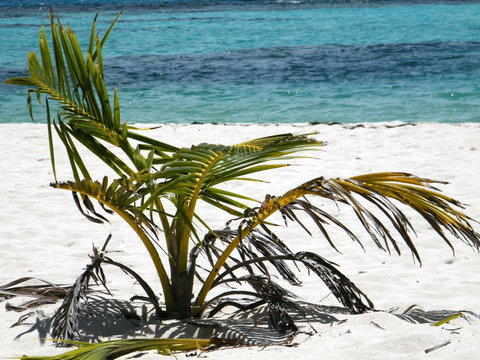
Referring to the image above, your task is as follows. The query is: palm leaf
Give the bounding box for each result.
[51,178,174,309]
[194,172,480,312]
[51,240,164,343]
[203,251,372,332]
[195,224,373,321]
[0,278,68,301]
[51,241,111,343]
[311,173,480,261]
[155,133,322,214]
[20,338,219,360]
[146,133,322,273]
[265,172,479,262]
[4,13,142,182]
[202,227,301,286]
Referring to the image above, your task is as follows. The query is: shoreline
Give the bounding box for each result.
[2,120,480,125]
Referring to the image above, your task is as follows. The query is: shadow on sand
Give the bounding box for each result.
[11,294,480,351]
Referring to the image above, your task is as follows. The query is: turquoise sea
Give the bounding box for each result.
[1,0,480,124]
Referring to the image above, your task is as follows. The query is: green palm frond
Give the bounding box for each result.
[152,133,323,272]
[3,11,177,154]
[308,172,480,261]
[5,12,141,179]
[52,178,174,309]
[6,13,119,127]
[5,12,179,179]
[196,132,322,153]
[155,133,322,211]
[52,178,140,218]
[20,338,217,360]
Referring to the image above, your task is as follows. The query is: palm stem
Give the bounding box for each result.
[178,153,222,272]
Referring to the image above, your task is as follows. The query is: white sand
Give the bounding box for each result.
[1,122,480,359]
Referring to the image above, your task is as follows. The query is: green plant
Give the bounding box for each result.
[18,338,226,360]
[6,11,480,358]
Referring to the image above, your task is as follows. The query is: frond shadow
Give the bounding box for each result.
[75,296,157,342]
[12,296,480,348]
[12,296,155,344]
[14,313,52,344]
[11,296,347,346]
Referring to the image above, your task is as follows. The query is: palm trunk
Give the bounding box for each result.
[169,270,192,318]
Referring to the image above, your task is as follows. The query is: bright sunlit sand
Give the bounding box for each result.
[1,122,480,359]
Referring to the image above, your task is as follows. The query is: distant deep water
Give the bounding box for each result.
[2,0,480,124]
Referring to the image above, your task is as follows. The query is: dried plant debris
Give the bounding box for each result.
[388,305,480,325]
[1,277,69,303]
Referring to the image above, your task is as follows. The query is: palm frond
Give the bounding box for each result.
[5,12,145,180]
[51,242,164,343]
[51,178,174,309]
[195,172,480,311]
[155,133,322,212]
[203,226,301,286]
[197,132,322,153]
[0,277,68,301]
[6,19,101,124]
[214,254,372,313]
[149,133,322,273]
[52,177,141,221]
[253,172,479,263]
[20,338,219,360]
[302,173,480,262]
[244,275,299,335]
[203,255,371,333]
[50,233,163,341]
[51,238,112,344]
[202,275,300,335]
[196,224,373,319]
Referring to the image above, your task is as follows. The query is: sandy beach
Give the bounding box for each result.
[1,122,480,359]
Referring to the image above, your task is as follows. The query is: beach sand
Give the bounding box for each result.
[1,122,480,359]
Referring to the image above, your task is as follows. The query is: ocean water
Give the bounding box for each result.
[1,0,480,124]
